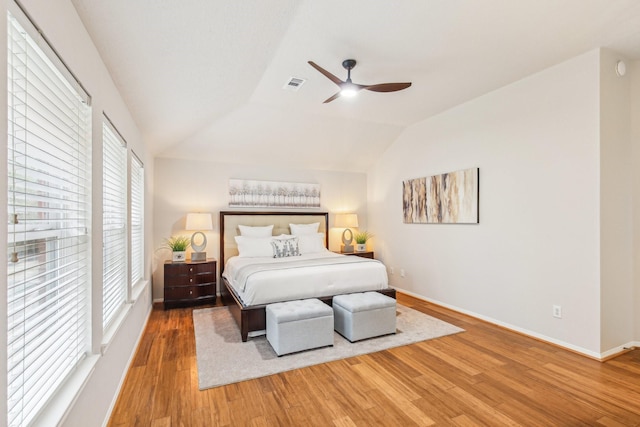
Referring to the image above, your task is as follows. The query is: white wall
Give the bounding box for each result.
[632,60,640,342]
[1,1,154,425]
[152,157,368,301]
[599,49,633,352]
[369,50,606,356]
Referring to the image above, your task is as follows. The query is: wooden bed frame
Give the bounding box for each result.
[219,211,396,342]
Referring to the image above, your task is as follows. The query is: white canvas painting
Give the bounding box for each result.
[229,179,320,208]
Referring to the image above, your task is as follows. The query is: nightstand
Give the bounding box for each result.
[164,258,217,309]
[335,251,374,259]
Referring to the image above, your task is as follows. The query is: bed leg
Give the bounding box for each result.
[241,312,249,342]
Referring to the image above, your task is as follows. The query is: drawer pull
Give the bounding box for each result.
[190,278,193,283]
[189,290,193,295]
[189,267,193,272]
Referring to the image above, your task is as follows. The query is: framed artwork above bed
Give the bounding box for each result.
[228,179,320,208]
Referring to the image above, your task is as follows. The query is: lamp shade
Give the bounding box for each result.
[335,213,358,228]
[185,213,213,231]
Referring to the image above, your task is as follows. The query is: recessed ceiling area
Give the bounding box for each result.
[70,0,640,172]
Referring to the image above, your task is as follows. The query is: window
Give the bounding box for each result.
[130,152,144,287]
[6,9,91,427]
[102,118,127,330]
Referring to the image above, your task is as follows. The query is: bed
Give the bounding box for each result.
[219,211,395,341]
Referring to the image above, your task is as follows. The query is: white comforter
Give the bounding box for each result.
[222,250,389,306]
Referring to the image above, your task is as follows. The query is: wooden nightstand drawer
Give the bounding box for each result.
[192,272,215,284]
[165,262,215,277]
[188,263,215,275]
[165,284,215,301]
[164,263,190,276]
[166,273,215,287]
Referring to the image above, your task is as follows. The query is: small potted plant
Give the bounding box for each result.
[163,236,190,262]
[354,231,373,252]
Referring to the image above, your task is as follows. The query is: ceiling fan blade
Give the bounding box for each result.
[363,82,412,93]
[323,92,342,103]
[308,61,344,86]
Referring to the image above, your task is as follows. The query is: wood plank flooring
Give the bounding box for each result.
[108,294,640,426]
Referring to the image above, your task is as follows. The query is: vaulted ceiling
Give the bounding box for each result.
[71,0,640,172]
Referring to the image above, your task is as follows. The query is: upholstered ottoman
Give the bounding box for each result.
[333,292,397,342]
[266,298,334,356]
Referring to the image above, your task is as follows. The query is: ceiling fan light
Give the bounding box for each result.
[340,84,357,98]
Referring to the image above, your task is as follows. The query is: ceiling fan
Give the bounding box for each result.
[308,59,412,103]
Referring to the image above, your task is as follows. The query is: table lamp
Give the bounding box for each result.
[335,213,358,253]
[186,213,213,261]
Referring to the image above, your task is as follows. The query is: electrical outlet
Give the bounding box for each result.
[400,269,405,278]
[553,305,562,318]
[390,267,394,275]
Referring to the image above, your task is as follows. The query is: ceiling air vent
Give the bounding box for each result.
[283,77,305,91]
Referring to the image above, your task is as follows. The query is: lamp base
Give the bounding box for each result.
[341,244,354,253]
[190,252,207,262]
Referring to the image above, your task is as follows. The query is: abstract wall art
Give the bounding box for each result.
[229,179,321,208]
[403,168,479,224]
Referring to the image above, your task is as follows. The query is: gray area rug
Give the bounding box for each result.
[193,304,464,390]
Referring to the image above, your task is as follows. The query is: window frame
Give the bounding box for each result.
[6,6,92,426]
[129,151,144,290]
[102,116,127,331]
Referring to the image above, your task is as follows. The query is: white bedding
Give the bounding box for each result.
[222,250,389,306]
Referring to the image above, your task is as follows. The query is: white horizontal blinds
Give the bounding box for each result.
[6,10,91,427]
[102,119,127,329]
[130,152,144,286]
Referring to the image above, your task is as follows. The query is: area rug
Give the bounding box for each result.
[193,304,464,390]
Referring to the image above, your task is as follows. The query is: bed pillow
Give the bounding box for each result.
[289,222,319,235]
[234,236,273,257]
[271,235,300,258]
[297,233,326,254]
[238,224,273,237]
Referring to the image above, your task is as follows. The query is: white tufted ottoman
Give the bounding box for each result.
[266,298,334,356]
[333,292,397,342]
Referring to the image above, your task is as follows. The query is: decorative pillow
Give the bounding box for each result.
[238,224,273,237]
[234,236,273,257]
[271,236,300,258]
[297,233,326,254]
[290,222,320,235]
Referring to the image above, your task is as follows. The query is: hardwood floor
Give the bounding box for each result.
[108,294,640,426]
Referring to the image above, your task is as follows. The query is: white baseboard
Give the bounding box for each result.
[394,287,631,361]
[600,342,640,360]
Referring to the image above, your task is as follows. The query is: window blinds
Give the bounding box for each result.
[6,10,91,427]
[130,153,144,286]
[102,119,127,329]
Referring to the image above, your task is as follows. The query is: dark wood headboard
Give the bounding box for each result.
[219,211,329,273]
